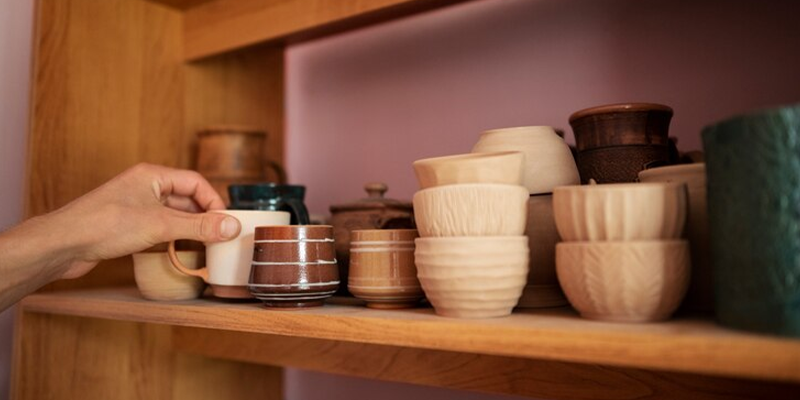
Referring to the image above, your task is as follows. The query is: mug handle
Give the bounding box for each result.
[265,160,287,184]
[168,241,210,282]
[283,198,310,225]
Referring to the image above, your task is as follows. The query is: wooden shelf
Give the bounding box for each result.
[19,287,800,384]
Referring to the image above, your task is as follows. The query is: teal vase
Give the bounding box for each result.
[702,104,800,337]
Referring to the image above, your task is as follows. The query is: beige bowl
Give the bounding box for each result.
[472,126,579,195]
[412,151,524,189]
[133,251,205,301]
[638,163,711,311]
[415,236,529,318]
[556,240,690,322]
[552,182,687,241]
[413,183,528,237]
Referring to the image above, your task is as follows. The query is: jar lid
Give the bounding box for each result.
[329,183,413,212]
[197,125,267,137]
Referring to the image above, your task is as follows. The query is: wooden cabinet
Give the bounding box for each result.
[14,0,800,399]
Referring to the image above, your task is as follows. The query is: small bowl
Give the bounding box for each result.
[552,182,687,241]
[133,251,205,301]
[517,194,568,308]
[412,151,524,189]
[556,240,690,322]
[415,236,529,318]
[348,229,424,309]
[413,183,528,237]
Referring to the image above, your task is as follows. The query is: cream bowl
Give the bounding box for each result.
[413,183,528,237]
[556,240,690,322]
[415,236,529,318]
[412,151,525,189]
[552,182,687,241]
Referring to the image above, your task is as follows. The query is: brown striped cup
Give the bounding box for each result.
[348,229,424,309]
[249,225,339,308]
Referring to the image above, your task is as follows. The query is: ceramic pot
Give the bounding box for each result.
[415,236,529,318]
[348,229,424,309]
[472,126,579,195]
[556,240,690,322]
[329,183,414,295]
[412,151,524,189]
[552,182,687,242]
[413,183,528,237]
[133,251,205,301]
[702,104,800,337]
[248,225,339,308]
[517,194,568,308]
[569,103,673,183]
[196,125,286,205]
[639,163,712,312]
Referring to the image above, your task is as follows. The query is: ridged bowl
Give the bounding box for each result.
[415,236,529,318]
[556,240,690,322]
[413,183,528,237]
[412,151,524,189]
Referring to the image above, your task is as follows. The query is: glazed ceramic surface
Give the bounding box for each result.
[639,163,712,312]
[472,126,579,195]
[168,210,291,299]
[517,194,568,308]
[133,251,205,301]
[412,151,524,189]
[329,183,414,295]
[415,236,529,318]
[553,182,687,241]
[413,183,528,237]
[556,240,690,322]
[249,225,339,308]
[228,183,310,225]
[569,103,674,183]
[703,104,800,337]
[348,229,424,309]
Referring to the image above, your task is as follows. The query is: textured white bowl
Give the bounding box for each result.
[413,151,524,189]
[552,182,687,241]
[556,240,690,322]
[472,126,579,195]
[413,183,528,237]
[415,236,529,318]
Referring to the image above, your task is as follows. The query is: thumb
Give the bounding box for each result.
[163,210,241,243]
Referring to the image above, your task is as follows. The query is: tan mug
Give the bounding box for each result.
[168,210,290,299]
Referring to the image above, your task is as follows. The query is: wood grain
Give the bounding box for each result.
[146,0,214,10]
[173,326,800,399]
[183,0,469,60]
[18,288,800,384]
[11,312,282,400]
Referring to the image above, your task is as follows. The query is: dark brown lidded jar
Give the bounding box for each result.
[569,103,673,184]
[329,183,415,295]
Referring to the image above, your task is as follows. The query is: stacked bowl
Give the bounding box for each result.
[553,182,692,322]
[412,151,530,318]
[472,126,580,308]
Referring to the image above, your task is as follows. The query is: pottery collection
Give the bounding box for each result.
[248,225,339,308]
[134,102,795,333]
[348,229,424,309]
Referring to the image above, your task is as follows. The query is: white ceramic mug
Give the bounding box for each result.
[168,210,290,298]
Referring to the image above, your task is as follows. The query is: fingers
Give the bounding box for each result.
[163,195,203,213]
[154,168,226,211]
[160,210,241,243]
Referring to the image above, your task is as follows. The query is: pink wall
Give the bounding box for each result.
[286,0,800,216]
[0,0,34,399]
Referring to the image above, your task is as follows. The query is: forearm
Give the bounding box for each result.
[0,214,76,310]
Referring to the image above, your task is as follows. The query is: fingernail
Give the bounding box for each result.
[220,217,240,239]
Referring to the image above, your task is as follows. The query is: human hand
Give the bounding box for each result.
[41,163,241,279]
